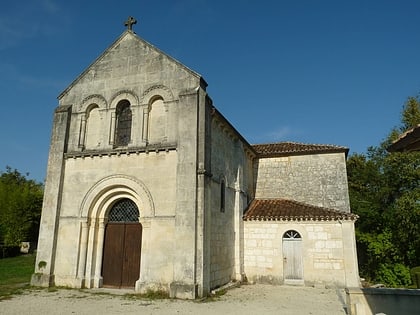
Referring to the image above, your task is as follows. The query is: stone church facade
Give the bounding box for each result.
[31,24,360,298]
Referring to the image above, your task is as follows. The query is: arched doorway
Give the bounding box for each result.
[282,230,303,284]
[102,198,142,288]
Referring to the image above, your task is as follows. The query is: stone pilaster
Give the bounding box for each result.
[31,105,72,287]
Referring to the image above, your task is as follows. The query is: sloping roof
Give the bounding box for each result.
[58,30,207,100]
[252,142,349,158]
[243,199,358,221]
[388,124,420,152]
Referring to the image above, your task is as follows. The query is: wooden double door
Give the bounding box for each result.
[102,222,142,288]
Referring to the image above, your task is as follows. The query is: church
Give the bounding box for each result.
[31,18,360,299]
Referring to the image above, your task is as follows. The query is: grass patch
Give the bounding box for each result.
[124,289,169,300]
[0,254,35,300]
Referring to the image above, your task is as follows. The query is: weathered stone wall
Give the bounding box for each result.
[244,220,359,287]
[52,150,178,287]
[34,32,206,298]
[32,106,72,287]
[58,32,202,153]
[208,114,253,289]
[254,153,350,212]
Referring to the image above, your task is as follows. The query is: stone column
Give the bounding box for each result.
[93,218,106,288]
[136,218,151,292]
[109,112,116,146]
[141,105,149,144]
[84,219,97,288]
[78,114,86,149]
[76,220,89,287]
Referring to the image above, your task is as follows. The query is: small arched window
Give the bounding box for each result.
[114,100,132,147]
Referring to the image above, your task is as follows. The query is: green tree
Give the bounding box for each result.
[401,96,420,131]
[347,96,420,287]
[0,167,43,247]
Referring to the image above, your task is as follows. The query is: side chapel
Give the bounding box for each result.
[32,18,360,298]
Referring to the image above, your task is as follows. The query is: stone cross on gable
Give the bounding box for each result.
[124,16,137,31]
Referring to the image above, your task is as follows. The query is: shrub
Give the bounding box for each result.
[410,266,420,288]
[376,263,411,287]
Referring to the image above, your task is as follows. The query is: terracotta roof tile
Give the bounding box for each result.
[388,124,420,152]
[243,199,358,221]
[252,142,348,157]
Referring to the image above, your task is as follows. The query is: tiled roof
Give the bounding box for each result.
[243,199,358,221]
[252,142,348,157]
[388,124,420,152]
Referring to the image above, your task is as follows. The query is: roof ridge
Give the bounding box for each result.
[252,141,347,148]
[251,142,349,157]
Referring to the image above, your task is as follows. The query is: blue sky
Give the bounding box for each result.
[1,0,420,182]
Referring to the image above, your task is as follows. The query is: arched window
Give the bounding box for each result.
[114,100,132,147]
[283,230,301,239]
[108,198,139,222]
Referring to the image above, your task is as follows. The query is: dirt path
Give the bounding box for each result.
[0,284,348,315]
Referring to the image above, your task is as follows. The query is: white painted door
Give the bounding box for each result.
[283,230,303,282]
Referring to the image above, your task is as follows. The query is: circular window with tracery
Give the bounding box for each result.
[283,230,301,239]
[108,198,139,222]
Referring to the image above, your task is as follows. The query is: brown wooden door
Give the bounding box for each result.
[102,222,142,288]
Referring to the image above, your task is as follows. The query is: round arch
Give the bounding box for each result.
[79,174,155,220]
[283,230,302,239]
[79,94,107,112]
[140,84,174,105]
[109,90,139,109]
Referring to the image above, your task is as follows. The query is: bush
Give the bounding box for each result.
[0,167,43,247]
[410,266,420,288]
[376,263,411,287]
[0,246,20,259]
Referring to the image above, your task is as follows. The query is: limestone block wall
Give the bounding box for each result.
[61,151,177,217]
[52,150,178,287]
[254,153,350,212]
[59,32,200,112]
[243,220,357,287]
[58,32,202,153]
[207,114,254,288]
[208,180,235,288]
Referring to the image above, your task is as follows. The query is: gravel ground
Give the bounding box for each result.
[0,284,348,315]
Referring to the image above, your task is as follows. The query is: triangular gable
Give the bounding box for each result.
[58,30,207,100]
[243,198,358,221]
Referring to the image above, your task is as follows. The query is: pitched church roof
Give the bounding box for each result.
[243,199,358,221]
[252,142,349,158]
